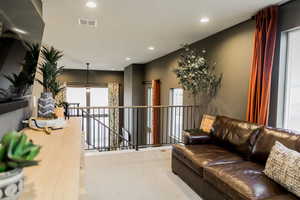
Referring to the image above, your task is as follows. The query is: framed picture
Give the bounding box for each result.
[200,115,216,133]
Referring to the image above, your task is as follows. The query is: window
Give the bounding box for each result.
[169,88,183,106]
[146,87,153,144]
[169,88,183,141]
[66,87,87,107]
[283,29,300,131]
[66,86,109,147]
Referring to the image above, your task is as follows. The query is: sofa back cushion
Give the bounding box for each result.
[251,127,300,164]
[212,116,262,157]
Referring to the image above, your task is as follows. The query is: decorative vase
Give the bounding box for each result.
[0,169,24,200]
[38,92,55,118]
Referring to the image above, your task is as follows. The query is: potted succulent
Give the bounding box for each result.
[0,131,41,200]
[36,46,64,119]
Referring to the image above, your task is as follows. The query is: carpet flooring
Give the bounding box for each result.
[83,148,202,200]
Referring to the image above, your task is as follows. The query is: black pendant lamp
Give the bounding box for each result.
[86,62,90,93]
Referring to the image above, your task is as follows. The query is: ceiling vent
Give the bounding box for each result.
[78,18,97,28]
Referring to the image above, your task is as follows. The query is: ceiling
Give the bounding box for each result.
[42,0,284,71]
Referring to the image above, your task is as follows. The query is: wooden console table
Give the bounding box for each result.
[19,118,82,200]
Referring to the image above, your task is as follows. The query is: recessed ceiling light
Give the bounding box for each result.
[86,1,97,8]
[126,57,131,61]
[148,46,155,51]
[200,17,210,23]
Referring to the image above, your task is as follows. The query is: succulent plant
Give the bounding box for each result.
[0,131,41,172]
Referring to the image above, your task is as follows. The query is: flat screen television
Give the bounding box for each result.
[0,30,29,92]
[0,1,44,103]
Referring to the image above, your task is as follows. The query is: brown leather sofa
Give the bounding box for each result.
[172,116,300,200]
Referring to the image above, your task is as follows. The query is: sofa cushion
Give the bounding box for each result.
[212,116,262,157]
[203,161,287,200]
[172,144,244,177]
[251,127,300,164]
[262,194,298,200]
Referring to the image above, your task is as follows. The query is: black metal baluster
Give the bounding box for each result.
[136,108,139,151]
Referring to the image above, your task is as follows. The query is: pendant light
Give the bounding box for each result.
[86,63,90,93]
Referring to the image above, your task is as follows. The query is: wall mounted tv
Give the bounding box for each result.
[0,0,44,103]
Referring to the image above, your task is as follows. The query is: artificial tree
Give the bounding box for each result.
[37,46,64,93]
[174,44,222,104]
[174,44,222,124]
[36,46,65,118]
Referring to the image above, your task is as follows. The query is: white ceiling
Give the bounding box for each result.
[42,0,284,71]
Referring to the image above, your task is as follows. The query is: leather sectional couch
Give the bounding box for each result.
[172,116,300,200]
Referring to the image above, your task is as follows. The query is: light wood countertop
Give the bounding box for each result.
[19,118,82,200]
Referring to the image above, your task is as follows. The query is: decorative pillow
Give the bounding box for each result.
[264,141,300,197]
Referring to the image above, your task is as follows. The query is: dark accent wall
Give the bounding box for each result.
[123,64,145,142]
[269,0,300,127]
[59,69,124,106]
[123,64,145,106]
[59,69,124,86]
[144,20,256,120]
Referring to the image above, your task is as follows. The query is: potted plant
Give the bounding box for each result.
[36,46,64,119]
[1,43,40,101]
[0,131,41,200]
[174,44,222,123]
[51,80,66,118]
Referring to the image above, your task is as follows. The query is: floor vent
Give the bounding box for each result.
[78,18,97,28]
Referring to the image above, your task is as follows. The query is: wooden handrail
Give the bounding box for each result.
[68,105,201,109]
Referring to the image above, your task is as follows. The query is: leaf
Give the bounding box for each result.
[174,44,222,99]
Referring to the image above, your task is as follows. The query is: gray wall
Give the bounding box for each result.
[144,20,256,120]
[269,0,300,127]
[123,64,145,143]
[123,64,145,106]
[0,106,32,137]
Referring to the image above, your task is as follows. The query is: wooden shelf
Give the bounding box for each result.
[20,118,82,200]
[0,99,28,115]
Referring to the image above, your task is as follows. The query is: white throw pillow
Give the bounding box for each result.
[264,141,300,197]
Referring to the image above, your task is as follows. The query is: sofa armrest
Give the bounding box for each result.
[183,129,212,145]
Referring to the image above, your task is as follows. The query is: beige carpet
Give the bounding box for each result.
[83,148,202,200]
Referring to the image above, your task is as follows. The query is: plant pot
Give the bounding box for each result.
[54,107,64,118]
[38,92,55,118]
[0,169,24,200]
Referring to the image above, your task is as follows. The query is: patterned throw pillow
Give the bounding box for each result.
[264,141,300,197]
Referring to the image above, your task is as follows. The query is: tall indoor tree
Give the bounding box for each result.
[174,44,222,104]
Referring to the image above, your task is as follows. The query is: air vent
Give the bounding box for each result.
[78,18,97,28]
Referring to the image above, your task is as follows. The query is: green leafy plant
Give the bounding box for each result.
[51,80,65,99]
[3,43,40,97]
[0,131,41,172]
[36,46,64,96]
[174,44,222,99]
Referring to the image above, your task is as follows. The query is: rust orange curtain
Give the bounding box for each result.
[247,6,278,125]
[152,80,160,144]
